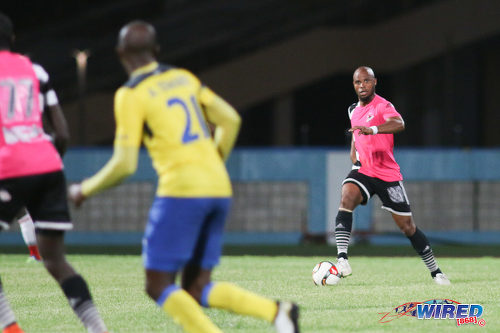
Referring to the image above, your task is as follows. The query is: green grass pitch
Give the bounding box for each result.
[1,254,499,332]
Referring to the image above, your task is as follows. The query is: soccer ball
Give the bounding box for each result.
[312,261,341,286]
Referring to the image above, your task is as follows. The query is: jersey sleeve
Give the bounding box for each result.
[381,102,402,120]
[113,87,145,148]
[198,86,241,161]
[32,63,59,107]
[80,87,143,197]
[199,85,217,106]
[347,103,357,120]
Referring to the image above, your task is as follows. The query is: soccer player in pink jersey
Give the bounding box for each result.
[333,66,450,285]
[0,12,108,333]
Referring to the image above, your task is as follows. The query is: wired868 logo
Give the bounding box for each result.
[379,299,486,327]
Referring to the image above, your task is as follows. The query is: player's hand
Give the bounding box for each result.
[68,183,86,208]
[349,126,374,135]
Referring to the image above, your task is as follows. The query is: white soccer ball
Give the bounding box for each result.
[312,261,341,286]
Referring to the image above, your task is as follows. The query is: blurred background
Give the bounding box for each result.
[1,0,499,249]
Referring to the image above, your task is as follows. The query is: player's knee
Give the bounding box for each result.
[341,183,363,208]
[340,193,361,210]
[397,218,415,236]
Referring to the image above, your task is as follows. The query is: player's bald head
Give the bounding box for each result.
[117,20,157,56]
[353,66,375,80]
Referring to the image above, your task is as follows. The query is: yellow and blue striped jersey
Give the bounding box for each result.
[113,62,233,197]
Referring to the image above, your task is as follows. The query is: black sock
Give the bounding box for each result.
[408,228,439,275]
[61,275,92,309]
[61,275,107,333]
[335,210,353,259]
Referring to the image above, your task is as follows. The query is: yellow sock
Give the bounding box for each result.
[205,282,278,322]
[160,286,222,333]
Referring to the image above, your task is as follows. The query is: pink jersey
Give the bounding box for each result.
[349,94,402,182]
[0,50,62,179]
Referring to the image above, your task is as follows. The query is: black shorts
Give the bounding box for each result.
[343,169,412,216]
[0,171,72,231]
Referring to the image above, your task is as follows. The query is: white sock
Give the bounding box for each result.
[18,213,37,246]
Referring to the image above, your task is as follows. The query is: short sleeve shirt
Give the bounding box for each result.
[349,94,403,182]
[0,51,62,179]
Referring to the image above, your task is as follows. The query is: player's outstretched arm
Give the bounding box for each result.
[377,116,405,134]
[350,116,405,135]
[200,87,241,161]
[69,87,144,207]
[68,146,139,207]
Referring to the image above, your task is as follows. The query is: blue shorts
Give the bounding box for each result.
[142,196,231,272]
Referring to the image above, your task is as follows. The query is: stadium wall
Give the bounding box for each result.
[1,148,499,246]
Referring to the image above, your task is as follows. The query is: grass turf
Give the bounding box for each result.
[2,244,500,257]
[1,254,499,332]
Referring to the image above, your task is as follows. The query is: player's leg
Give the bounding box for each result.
[181,264,208,302]
[143,197,222,333]
[0,181,26,332]
[36,230,108,332]
[184,266,280,323]
[145,269,221,333]
[183,198,299,333]
[0,277,24,333]
[335,170,370,277]
[29,171,108,332]
[15,208,41,261]
[36,230,75,281]
[379,180,449,285]
[198,279,299,333]
[391,214,449,284]
[336,183,363,257]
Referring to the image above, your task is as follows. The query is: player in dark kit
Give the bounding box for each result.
[333,66,450,285]
[0,12,108,333]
